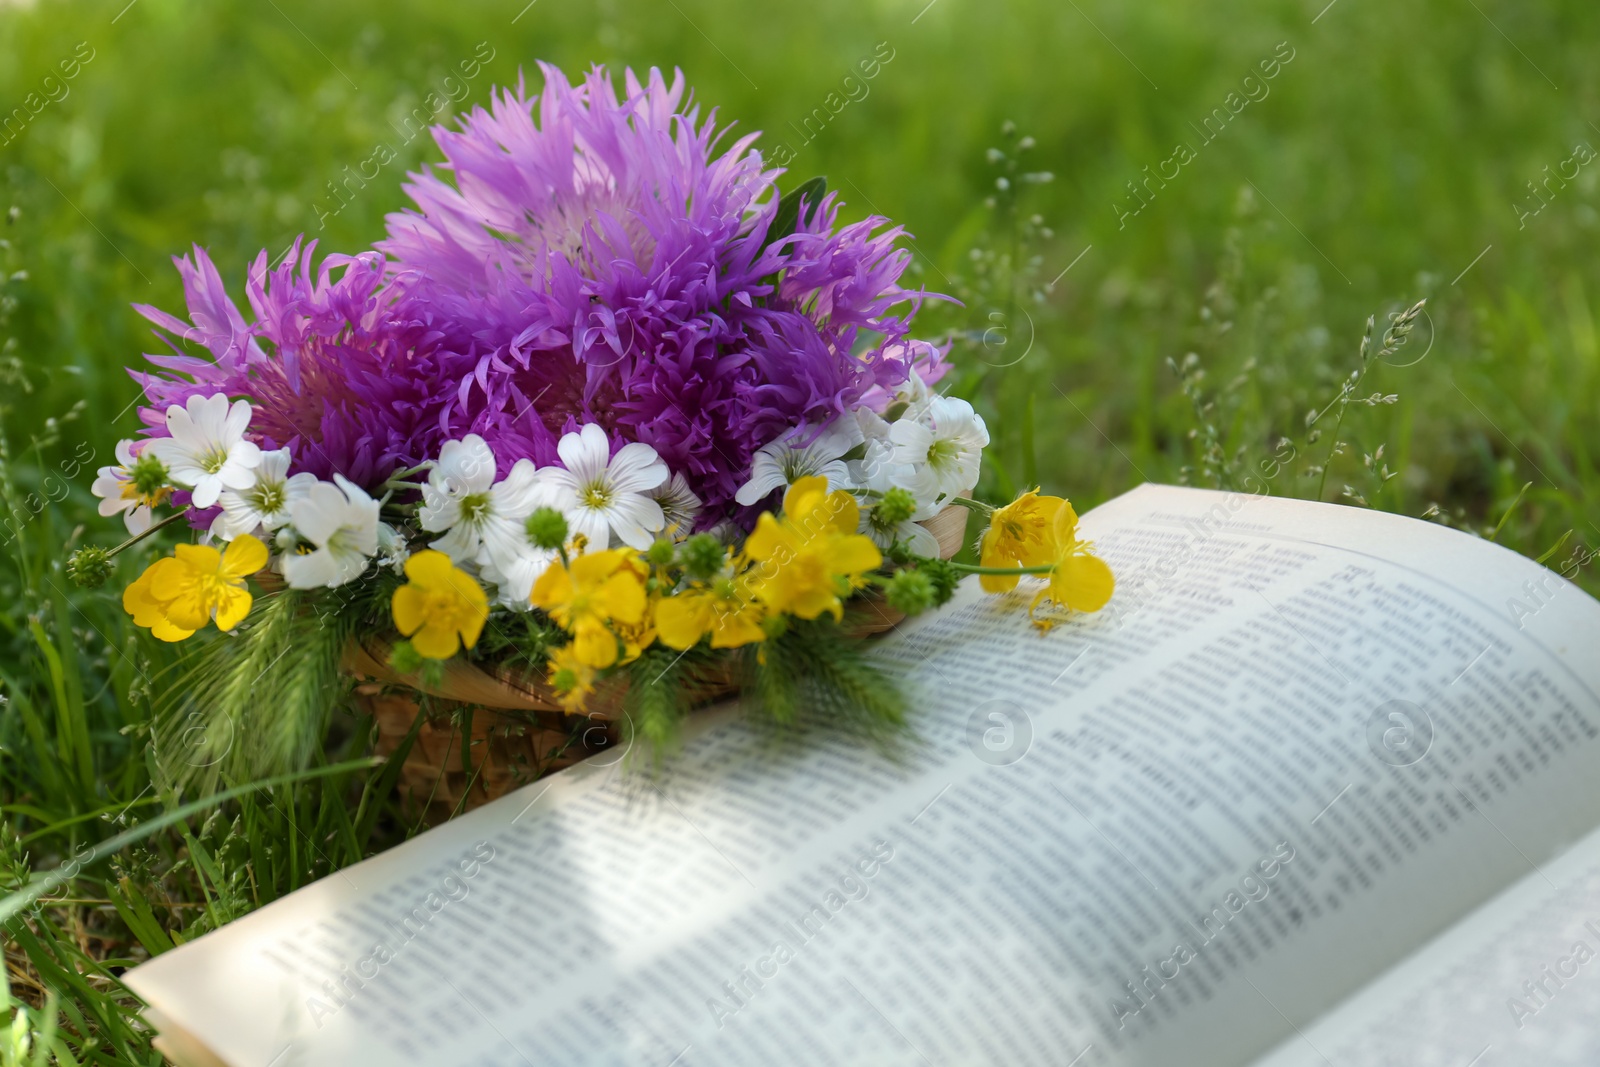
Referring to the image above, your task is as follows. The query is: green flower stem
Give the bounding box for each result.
[105,509,189,558]
[385,462,433,483]
[949,496,994,514]
[946,562,1053,576]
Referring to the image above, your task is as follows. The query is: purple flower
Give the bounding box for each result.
[132,240,481,493]
[379,63,945,521]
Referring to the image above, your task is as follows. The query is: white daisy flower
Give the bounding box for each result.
[865,512,942,558]
[91,439,170,535]
[419,435,504,561]
[840,412,942,556]
[478,538,559,610]
[474,461,561,607]
[375,522,411,574]
[650,471,702,539]
[889,395,989,502]
[144,393,263,510]
[419,436,558,600]
[542,423,667,550]
[734,416,863,507]
[280,475,380,589]
[884,365,935,419]
[209,448,317,541]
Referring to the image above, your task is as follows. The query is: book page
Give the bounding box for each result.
[122,484,1600,1067]
[1248,821,1600,1066]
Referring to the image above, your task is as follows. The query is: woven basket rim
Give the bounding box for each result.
[341,497,971,714]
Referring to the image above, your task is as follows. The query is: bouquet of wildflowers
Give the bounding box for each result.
[69,65,1113,781]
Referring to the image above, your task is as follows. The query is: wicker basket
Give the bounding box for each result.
[348,502,972,817]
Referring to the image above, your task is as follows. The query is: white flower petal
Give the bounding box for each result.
[604,442,667,494]
[557,424,612,485]
[735,459,789,506]
[889,418,934,461]
[435,435,497,495]
[290,481,348,544]
[282,548,340,590]
[566,507,611,550]
[902,521,942,558]
[223,398,253,441]
[605,494,665,550]
[189,478,222,510]
[257,448,292,483]
[218,461,258,491]
[491,459,555,517]
[124,505,153,536]
[430,523,482,564]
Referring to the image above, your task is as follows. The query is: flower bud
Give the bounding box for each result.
[918,558,962,606]
[525,507,569,551]
[388,639,425,675]
[876,487,917,526]
[66,546,113,588]
[129,453,170,498]
[645,538,677,568]
[885,568,935,615]
[680,533,725,581]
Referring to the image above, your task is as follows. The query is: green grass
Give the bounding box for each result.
[1,0,1598,1059]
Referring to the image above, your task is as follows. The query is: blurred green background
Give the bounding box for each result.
[0,0,1596,1059]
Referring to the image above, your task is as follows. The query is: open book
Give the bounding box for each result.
[123,484,1600,1067]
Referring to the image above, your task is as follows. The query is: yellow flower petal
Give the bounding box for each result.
[594,570,647,626]
[403,548,454,584]
[656,593,713,651]
[743,513,790,563]
[171,542,223,575]
[572,622,619,668]
[1051,498,1081,547]
[825,534,882,576]
[221,534,269,580]
[827,491,860,536]
[391,584,428,637]
[389,549,489,660]
[412,618,461,660]
[123,568,171,629]
[782,475,829,519]
[710,609,767,648]
[212,586,253,632]
[149,616,197,642]
[979,571,1020,594]
[529,562,573,616]
[1054,552,1115,612]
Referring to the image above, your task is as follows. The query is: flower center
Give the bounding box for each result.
[459,493,492,526]
[781,452,819,480]
[200,447,230,475]
[926,437,959,469]
[252,482,286,515]
[580,481,613,510]
[327,527,361,558]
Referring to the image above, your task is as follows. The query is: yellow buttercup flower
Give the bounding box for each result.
[123,534,267,642]
[391,549,489,660]
[529,547,648,668]
[612,553,659,665]
[1029,504,1114,630]
[978,489,1070,594]
[546,645,598,713]
[656,571,767,650]
[745,476,882,621]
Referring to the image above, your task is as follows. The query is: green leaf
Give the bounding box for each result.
[767,176,827,247]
